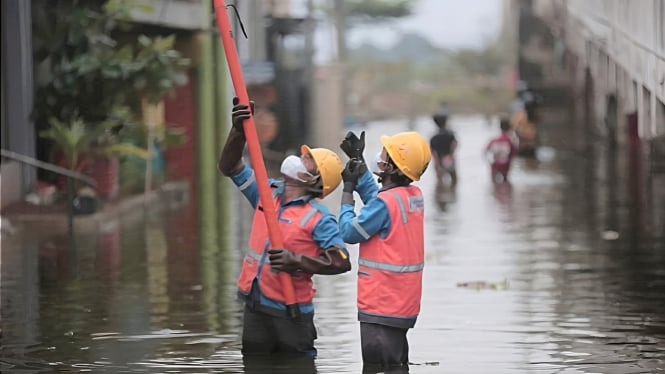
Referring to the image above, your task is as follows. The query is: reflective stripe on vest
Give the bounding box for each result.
[299,207,318,227]
[358,258,424,273]
[245,248,262,261]
[389,191,408,223]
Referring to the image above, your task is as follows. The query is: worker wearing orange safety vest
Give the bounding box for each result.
[338,130,431,370]
[218,98,351,358]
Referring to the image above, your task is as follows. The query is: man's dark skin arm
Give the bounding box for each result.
[218,101,252,176]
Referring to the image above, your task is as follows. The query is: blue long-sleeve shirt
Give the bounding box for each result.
[231,165,347,314]
[338,170,392,243]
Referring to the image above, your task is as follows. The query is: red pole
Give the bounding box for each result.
[213,1,298,318]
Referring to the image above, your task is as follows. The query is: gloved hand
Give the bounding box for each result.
[268,247,351,275]
[340,131,365,161]
[231,96,255,135]
[268,248,302,273]
[342,159,367,192]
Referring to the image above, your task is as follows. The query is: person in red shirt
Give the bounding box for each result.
[485,118,517,184]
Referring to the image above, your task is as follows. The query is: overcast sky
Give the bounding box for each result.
[310,0,503,62]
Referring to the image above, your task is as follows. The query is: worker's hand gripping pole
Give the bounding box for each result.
[213,1,299,319]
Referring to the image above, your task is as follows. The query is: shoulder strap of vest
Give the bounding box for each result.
[299,201,327,227]
[388,191,408,224]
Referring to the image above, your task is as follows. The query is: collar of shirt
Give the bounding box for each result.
[379,183,400,192]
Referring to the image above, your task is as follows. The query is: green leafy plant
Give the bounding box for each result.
[346,0,412,21]
[133,34,190,104]
[32,0,189,172]
[39,116,149,171]
[120,119,186,149]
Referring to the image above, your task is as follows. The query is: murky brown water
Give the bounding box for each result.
[2,116,664,373]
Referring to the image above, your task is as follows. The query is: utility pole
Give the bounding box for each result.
[333,0,347,116]
[333,0,347,63]
[304,0,315,144]
[2,0,36,191]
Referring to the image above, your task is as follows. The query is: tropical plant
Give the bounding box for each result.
[119,118,186,149]
[132,34,190,105]
[31,0,145,129]
[39,115,149,171]
[346,0,412,21]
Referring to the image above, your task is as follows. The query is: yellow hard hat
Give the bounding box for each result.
[380,132,431,181]
[301,145,343,198]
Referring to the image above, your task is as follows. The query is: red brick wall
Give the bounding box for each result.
[164,73,197,182]
[164,71,199,269]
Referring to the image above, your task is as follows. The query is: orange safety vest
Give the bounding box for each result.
[357,186,425,328]
[236,190,325,304]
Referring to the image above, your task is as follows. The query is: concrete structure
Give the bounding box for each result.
[510,0,665,235]
[312,63,345,152]
[524,0,664,146]
[1,0,36,207]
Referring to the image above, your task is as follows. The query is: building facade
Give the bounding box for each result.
[512,0,665,234]
[530,0,664,144]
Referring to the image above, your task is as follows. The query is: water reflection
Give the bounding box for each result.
[1,115,664,373]
[95,221,120,281]
[433,182,457,212]
[491,181,513,206]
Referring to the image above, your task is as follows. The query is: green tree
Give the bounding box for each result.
[32,0,189,173]
[347,0,412,21]
[32,0,152,128]
[449,46,506,77]
[331,0,414,62]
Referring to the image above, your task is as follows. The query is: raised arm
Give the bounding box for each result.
[218,99,252,176]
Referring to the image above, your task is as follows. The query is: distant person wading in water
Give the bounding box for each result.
[485,118,517,184]
[429,102,458,187]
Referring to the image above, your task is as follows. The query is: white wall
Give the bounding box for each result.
[546,0,665,139]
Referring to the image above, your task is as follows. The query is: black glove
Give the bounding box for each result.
[268,247,351,275]
[268,248,301,273]
[342,159,367,192]
[340,131,365,161]
[231,97,255,134]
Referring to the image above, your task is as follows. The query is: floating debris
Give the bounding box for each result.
[1,216,16,236]
[457,279,509,290]
[601,230,620,240]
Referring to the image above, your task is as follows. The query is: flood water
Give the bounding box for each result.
[2,116,664,373]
